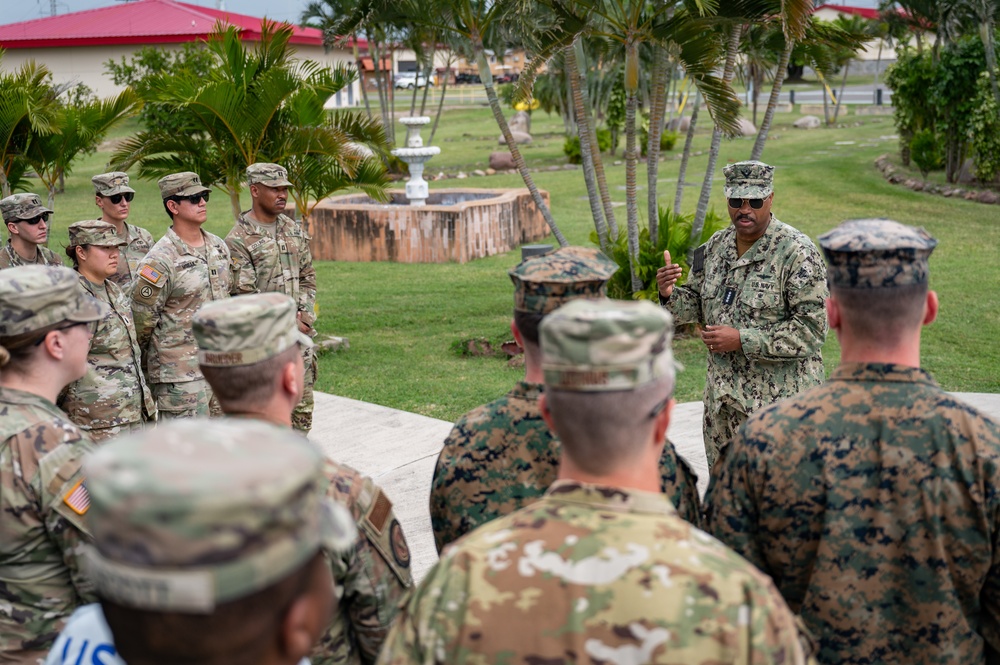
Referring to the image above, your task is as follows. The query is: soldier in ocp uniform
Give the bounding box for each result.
[192,293,413,665]
[656,160,828,466]
[0,193,64,269]
[430,246,701,554]
[226,162,318,434]
[380,298,814,665]
[131,172,230,419]
[46,419,358,665]
[91,171,154,288]
[705,219,1000,664]
[60,221,156,441]
[0,265,106,661]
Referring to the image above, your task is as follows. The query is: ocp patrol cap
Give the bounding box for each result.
[158,172,210,199]
[246,162,293,188]
[67,221,126,249]
[0,265,108,338]
[82,419,357,613]
[193,293,312,367]
[509,246,618,314]
[540,298,676,392]
[1,193,53,223]
[92,171,135,197]
[818,218,937,289]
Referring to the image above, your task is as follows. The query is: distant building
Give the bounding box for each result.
[0,0,363,107]
[812,4,929,72]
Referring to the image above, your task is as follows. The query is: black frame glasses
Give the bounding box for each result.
[105,192,135,204]
[18,213,50,226]
[727,198,766,210]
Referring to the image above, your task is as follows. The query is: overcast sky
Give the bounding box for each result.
[1,0,884,27]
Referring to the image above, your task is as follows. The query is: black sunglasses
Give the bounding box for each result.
[727,197,766,210]
[171,192,210,205]
[18,213,50,226]
[105,192,134,204]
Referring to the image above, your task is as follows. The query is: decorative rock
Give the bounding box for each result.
[499,131,533,145]
[485,168,497,176]
[316,335,350,354]
[667,116,691,133]
[472,169,486,177]
[978,190,999,204]
[489,151,516,170]
[793,115,821,129]
[509,110,531,134]
[562,164,579,170]
[737,118,757,136]
[456,171,467,179]
[546,165,561,171]
[507,355,525,369]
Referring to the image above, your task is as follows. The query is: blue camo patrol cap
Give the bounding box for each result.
[724,161,774,199]
[509,246,618,314]
[818,219,937,289]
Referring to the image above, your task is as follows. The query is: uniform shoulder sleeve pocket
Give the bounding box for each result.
[357,482,414,588]
[132,262,166,305]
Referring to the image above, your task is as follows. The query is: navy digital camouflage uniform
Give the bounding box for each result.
[431,247,701,554]
[705,219,1000,664]
[660,162,827,465]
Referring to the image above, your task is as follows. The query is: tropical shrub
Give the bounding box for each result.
[563,129,612,164]
[910,129,942,178]
[969,71,1000,183]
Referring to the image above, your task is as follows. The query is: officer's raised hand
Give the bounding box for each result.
[656,250,683,298]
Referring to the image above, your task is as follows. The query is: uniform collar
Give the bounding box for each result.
[0,385,61,412]
[166,227,211,257]
[508,380,544,402]
[831,362,938,387]
[544,480,677,516]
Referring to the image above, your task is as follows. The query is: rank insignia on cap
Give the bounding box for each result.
[139,265,162,285]
[63,480,91,515]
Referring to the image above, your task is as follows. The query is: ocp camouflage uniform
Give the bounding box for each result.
[192,293,412,665]
[705,220,1000,664]
[132,173,230,419]
[0,241,63,269]
[91,172,154,289]
[661,162,827,465]
[0,265,107,662]
[227,163,317,433]
[0,193,63,270]
[430,380,703,552]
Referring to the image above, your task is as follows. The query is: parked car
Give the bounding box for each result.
[454,72,481,85]
[394,73,432,89]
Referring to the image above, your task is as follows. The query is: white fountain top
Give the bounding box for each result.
[399,116,431,126]
[391,146,440,157]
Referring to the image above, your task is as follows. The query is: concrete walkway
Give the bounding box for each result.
[310,391,1000,583]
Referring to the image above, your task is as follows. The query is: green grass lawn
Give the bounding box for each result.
[39,106,1000,421]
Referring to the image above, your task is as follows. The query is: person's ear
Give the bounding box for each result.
[510,319,524,351]
[7,222,19,237]
[923,290,938,326]
[538,392,555,432]
[95,195,103,209]
[653,398,674,446]
[278,595,319,663]
[166,199,180,215]
[43,330,66,361]
[826,296,841,331]
[282,361,300,400]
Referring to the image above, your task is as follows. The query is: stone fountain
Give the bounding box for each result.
[304,116,550,264]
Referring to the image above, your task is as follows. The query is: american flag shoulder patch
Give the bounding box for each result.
[63,480,90,515]
[138,265,162,285]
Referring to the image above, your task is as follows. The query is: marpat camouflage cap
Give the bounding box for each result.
[158,171,210,200]
[0,265,108,337]
[509,246,618,314]
[193,293,312,367]
[247,162,293,188]
[540,298,676,392]
[1,193,53,223]
[67,220,127,248]
[818,218,938,289]
[91,171,135,197]
[82,418,357,613]
[723,160,774,199]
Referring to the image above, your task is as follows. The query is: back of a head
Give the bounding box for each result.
[83,419,355,665]
[819,219,937,345]
[539,298,676,475]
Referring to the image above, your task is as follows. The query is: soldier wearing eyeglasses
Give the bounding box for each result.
[92,171,154,288]
[130,172,231,420]
[0,193,64,269]
[655,160,828,467]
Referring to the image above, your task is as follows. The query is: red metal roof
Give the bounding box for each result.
[0,0,363,49]
[813,4,881,21]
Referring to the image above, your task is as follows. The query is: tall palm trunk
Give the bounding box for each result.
[832,60,850,124]
[352,38,372,120]
[371,41,391,141]
[565,43,609,252]
[429,69,450,144]
[624,42,642,292]
[476,48,568,247]
[575,40,619,239]
[646,47,670,246]
[674,89,700,216]
[228,185,242,220]
[751,38,794,161]
[1,172,10,198]
[419,44,436,116]
[691,24,741,246]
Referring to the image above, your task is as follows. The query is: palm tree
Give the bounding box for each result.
[0,54,57,198]
[302,0,374,120]
[111,21,389,219]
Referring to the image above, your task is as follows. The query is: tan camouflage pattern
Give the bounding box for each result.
[540,298,676,392]
[0,387,97,662]
[157,171,210,199]
[661,218,828,464]
[227,211,317,432]
[91,171,134,197]
[818,218,938,289]
[109,223,155,289]
[67,221,125,248]
[1,193,52,222]
[247,162,293,188]
[83,419,355,612]
[509,246,617,314]
[430,380,703,553]
[382,481,813,665]
[193,292,312,367]
[705,363,1000,664]
[0,265,107,336]
[131,227,231,387]
[0,241,64,270]
[723,160,775,199]
[313,458,414,665]
[59,275,156,440]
